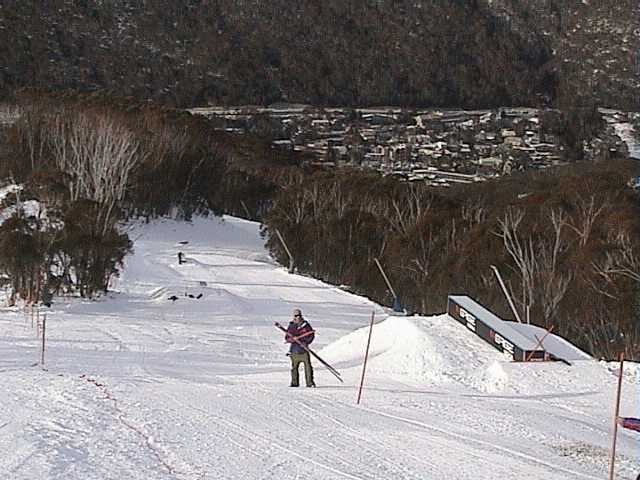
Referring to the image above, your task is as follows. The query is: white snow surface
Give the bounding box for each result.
[1,215,639,479]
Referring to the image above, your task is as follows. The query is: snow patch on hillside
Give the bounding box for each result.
[613,122,640,159]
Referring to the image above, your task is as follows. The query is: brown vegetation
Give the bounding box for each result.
[1,1,636,109]
[0,1,552,109]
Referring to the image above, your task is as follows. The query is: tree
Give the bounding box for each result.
[46,110,142,235]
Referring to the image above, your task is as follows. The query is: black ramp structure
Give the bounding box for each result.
[447,295,589,363]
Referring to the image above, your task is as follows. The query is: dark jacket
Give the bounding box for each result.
[285,319,315,354]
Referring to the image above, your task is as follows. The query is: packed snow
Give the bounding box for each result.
[1,215,639,479]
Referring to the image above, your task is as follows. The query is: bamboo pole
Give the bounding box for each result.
[490,265,523,323]
[275,228,295,273]
[357,311,376,405]
[374,258,398,301]
[240,200,251,219]
[608,352,624,480]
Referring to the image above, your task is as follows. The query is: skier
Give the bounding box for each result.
[178,252,185,265]
[285,308,315,387]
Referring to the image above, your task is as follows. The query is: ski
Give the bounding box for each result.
[285,328,315,343]
[274,322,344,383]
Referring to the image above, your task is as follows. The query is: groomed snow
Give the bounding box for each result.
[1,215,639,479]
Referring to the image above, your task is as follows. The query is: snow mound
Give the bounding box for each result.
[321,315,515,389]
[148,285,254,315]
[320,316,444,382]
[474,361,509,393]
[320,312,605,394]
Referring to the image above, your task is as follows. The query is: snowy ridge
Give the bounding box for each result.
[1,214,639,479]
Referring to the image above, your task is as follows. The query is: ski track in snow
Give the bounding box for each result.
[1,215,639,479]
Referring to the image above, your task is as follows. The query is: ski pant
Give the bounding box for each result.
[290,351,314,386]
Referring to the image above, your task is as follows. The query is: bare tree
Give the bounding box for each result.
[567,194,608,247]
[497,207,537,316]
[461,197,487,229]
[277,173,308,226]
[47,111,142,235]
[592,231,640,290]
[145,121,190,169]
[388,184,432,237]
[14,103,48,171]
[538,209,573,325]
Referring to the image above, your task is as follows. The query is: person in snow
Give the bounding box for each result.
[285,308,315,387]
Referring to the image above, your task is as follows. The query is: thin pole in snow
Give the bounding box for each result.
[374,258,398,301]
[357,311,375,405]
[275,228,295,273]
[490,265,523,323]
[608,352,624,480]
[40,314,46,367]
[240,200,251,219]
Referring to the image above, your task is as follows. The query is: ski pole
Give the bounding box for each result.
[274,322,343,383]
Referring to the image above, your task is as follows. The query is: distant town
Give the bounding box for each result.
[191,105,637,187]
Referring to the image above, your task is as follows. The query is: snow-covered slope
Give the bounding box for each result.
[1,215,639,479]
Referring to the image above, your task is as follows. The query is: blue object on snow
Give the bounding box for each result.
[392,296,403,313]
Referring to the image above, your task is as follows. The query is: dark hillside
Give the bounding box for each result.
[0,0,600,108]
